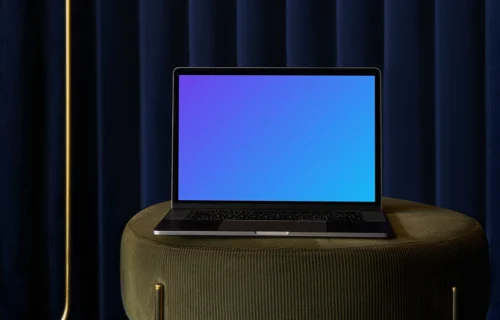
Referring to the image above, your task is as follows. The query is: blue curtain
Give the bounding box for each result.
[1,0,500,319]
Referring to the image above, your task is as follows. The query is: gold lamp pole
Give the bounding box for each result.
[61,0,71,318]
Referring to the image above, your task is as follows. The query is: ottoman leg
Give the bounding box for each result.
[452,287,457,320]
[155,283,164,320]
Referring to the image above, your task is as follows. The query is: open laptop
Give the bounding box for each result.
[154,67,392,238]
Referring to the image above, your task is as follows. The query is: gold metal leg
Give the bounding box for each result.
[61,0,72,318]
[452,287,457,320]
[155,283,164,320]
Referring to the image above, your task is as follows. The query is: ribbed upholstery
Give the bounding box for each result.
[121,198,489,320]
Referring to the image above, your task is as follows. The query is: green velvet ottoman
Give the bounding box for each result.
[121,198,489,320]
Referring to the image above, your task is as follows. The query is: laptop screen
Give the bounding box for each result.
[177,74,376,203]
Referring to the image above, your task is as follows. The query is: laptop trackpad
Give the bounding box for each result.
[219,220,326,232]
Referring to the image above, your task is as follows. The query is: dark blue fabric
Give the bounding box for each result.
[1,0,499,319]
[486,0,500,316]
[96,0,141,319]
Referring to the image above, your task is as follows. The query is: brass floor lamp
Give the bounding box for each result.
[62,0,71,318]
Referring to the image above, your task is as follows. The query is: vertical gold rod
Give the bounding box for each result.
[452,287,457,320]
[61,0,71,318]
[155,284,165,320]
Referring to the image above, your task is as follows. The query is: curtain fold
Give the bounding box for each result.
[43,0,66,318]
[139,0,186,209]
[382,0,436,205]
[486,0,500,312]
[95,0,140,318]
[188,0,235,67]
[434,0,486,223]
[71,0,98,317]
[1,1,65,319]
[1,0,499,319]
[236,0,287,67]
[285,0,337,67]
[336,0,385,67]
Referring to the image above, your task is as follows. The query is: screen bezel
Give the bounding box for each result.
[171,67,382,211]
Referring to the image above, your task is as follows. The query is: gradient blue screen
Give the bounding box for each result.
[178,75,375,202]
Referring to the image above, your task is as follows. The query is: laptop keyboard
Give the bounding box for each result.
[186,210,363,223]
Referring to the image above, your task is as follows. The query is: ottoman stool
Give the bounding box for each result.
[121,198,490,320]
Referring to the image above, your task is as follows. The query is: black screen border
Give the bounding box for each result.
[171,67,382,211]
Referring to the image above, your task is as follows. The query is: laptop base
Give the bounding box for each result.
[153,210,392,238]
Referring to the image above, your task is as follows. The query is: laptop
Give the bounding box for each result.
[154,67,392,238]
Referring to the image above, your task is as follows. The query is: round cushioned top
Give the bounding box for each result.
[126,197,482,250]
[121,198,489,320]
